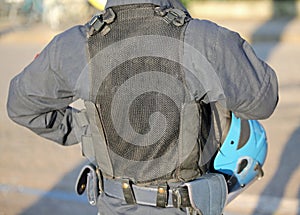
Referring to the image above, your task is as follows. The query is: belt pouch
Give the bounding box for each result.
[184,173,228,215]
[75,164,99,206]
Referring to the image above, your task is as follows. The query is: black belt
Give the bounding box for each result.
[75,164,191,208]
[103,177,191,208]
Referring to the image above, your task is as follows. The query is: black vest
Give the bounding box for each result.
[84,4,211,184]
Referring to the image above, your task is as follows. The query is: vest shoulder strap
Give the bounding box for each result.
[87,8,116,37]
[154,7,191,27]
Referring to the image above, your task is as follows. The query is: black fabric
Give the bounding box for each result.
[87,4,202,184]
[97,57,183,161]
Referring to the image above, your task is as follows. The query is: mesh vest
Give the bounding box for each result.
[84,4,211,184]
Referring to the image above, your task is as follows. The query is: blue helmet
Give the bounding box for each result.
[213,113,267,197]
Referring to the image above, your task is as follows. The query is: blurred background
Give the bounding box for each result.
[0,0,299,214]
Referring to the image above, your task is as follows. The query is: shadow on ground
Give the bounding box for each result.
[251,0,299,214]
[19,162,97,215]
[251,125,300,215]
[251,0,298,60]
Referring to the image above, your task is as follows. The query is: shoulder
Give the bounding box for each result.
[184,18,220,47]
[187,18,242,40]
[184,19,221,55]
[185,18,246,56]
[53,25,88,46]
[44,25,89,82]
[48,25,88,65]
[186,19,219,37]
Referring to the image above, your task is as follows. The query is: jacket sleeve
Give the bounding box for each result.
[6,25,88,146]
[185,19,278,120]
[213,24,278,119]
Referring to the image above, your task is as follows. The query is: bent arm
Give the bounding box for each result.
[185,20,278,120]
[214,26,278,119]
[7,26,88,145]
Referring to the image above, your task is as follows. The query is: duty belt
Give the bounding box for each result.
[103,177,191,208]
[75,164,191,208]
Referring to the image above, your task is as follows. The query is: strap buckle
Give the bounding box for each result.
[122,179,136,205]
[88,8,116,36]
[155,7,190,27]
[156,184,169,208]
[172,187,191,208]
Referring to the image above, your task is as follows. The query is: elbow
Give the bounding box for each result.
[7,94,22,125]
[251,70,279,120]
[249,82,279,120]
[262,94,279,119]
[7,81,17,121]
[259,73,279,119]
[6,77,25,125]
[7,104,15,122]
[235,99,278,120]
[252,95,279,120]
[235,80,279,120]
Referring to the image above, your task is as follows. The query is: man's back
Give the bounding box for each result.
[6,0,278,214]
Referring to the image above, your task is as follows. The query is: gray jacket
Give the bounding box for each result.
[7,0,278,147]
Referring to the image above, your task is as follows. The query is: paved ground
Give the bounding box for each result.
[0,13,300,215]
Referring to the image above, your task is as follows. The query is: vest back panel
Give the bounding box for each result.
[87,4,203,183]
